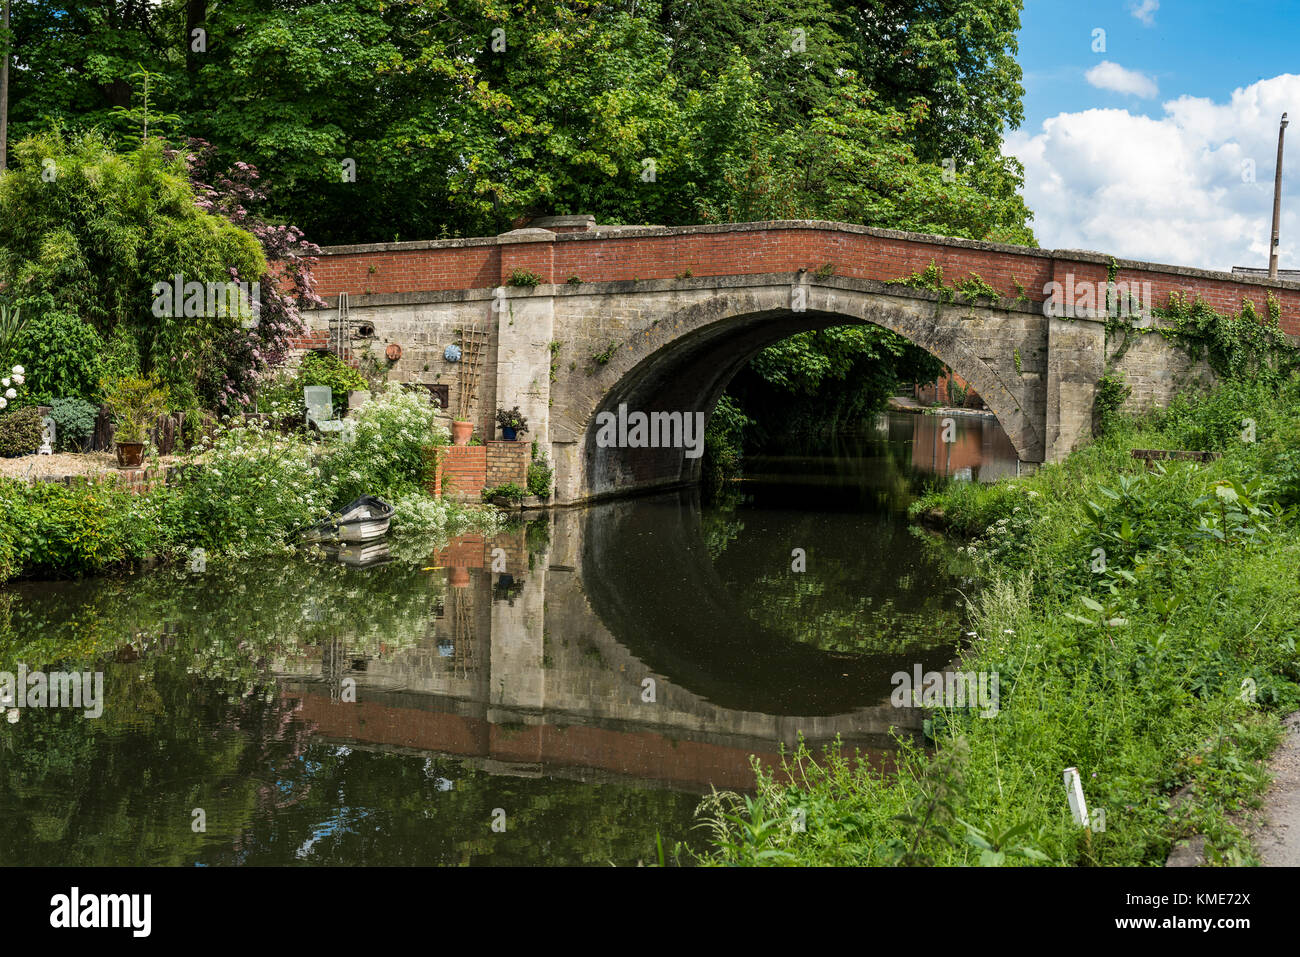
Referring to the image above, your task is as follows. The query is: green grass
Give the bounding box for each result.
[700,376,1300,866]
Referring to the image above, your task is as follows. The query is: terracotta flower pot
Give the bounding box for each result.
[452,420,473,446]
[116,442,145,468]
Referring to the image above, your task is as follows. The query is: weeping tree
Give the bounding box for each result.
[0,130,265,413]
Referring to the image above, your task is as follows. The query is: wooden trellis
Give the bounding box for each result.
[332,292,352,364]
[455,323,490,421]
[449,588,478,679]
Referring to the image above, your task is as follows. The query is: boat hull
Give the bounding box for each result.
[303,495,395,545]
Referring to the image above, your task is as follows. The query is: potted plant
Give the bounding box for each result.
[102,375,169,467]
[496,406,529,441]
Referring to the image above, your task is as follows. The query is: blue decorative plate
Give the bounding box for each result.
[444,344,462,362]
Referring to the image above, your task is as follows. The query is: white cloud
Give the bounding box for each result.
[1085,61,1158,99]
[1130,0,1159,27]
[1005,73,1300,271]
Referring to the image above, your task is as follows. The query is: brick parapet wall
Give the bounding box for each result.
[485,440,529,490]
[304,221,1300,336]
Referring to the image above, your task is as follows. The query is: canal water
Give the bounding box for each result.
[0,411,1017,865]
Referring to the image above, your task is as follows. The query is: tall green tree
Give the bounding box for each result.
[0,131,266,409]
[832,0,1026,165]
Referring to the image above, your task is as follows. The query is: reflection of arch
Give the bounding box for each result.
[567,279,1043,500]
[578,489,957,716]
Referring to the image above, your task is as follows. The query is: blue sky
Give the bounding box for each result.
[1018,0,1299,132]
[1006,0,1300,270]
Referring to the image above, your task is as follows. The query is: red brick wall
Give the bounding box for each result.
[434,446,486,500]
[289,329,332,351]
[290,686,897,791]
[306,223,1300,336]
[431,527,527,570]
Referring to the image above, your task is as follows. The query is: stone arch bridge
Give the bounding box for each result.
[297,218,1300,504]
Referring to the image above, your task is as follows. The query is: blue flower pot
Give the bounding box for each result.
[502,426,517,441]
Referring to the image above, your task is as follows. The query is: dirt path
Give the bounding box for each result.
[0,451,181,482]
[1251,711,1300,866]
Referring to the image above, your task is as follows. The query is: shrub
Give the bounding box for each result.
[299,351,367,416]
[10,311,105,404]
[101,326,142,384]
[0,362,29,412]
[48,398,99,452]
[702,393,751,491]
[0,407,44,457]
[0,477,158,578]
[0,519,15,583]
[316,383,448,508]
[482,482,525,504]
[1157,379,1274,452]
[254,364,307,429]
[156,419,329,558]
[0,132,268,404]
[0,303,27,370]
[388,489,452,535]
[102,375,169,444]
[527,442,553,498]
[1092,369,1131,437]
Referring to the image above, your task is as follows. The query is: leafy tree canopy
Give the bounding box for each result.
[0,131,266,408]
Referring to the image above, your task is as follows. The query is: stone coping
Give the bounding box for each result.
[315,219,1300,293]
[313,271,1052,314]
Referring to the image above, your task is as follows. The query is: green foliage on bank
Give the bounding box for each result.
[700,376,1300,865]
[0,385,482,584]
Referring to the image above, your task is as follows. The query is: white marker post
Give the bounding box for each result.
[1063,767,1089,827]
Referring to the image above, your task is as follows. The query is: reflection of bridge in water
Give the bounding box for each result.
[897,411,1021,484]
[278,501,928,793]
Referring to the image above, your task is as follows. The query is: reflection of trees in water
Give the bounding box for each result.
[202,748,704,866]
[1,556,448,687]
[704,495,965,657]
[0,655,317,865]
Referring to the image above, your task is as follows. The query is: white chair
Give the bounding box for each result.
[304,386,346,434]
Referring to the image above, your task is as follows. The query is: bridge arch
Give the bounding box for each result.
[555,276,1046,501]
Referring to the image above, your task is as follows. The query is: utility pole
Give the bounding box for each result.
[1269,112,1289,279]
[1,0,10,172]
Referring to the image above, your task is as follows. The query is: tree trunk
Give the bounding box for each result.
[1,0,10,171]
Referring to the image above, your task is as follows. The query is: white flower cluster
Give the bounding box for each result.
[0,365,25,409]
